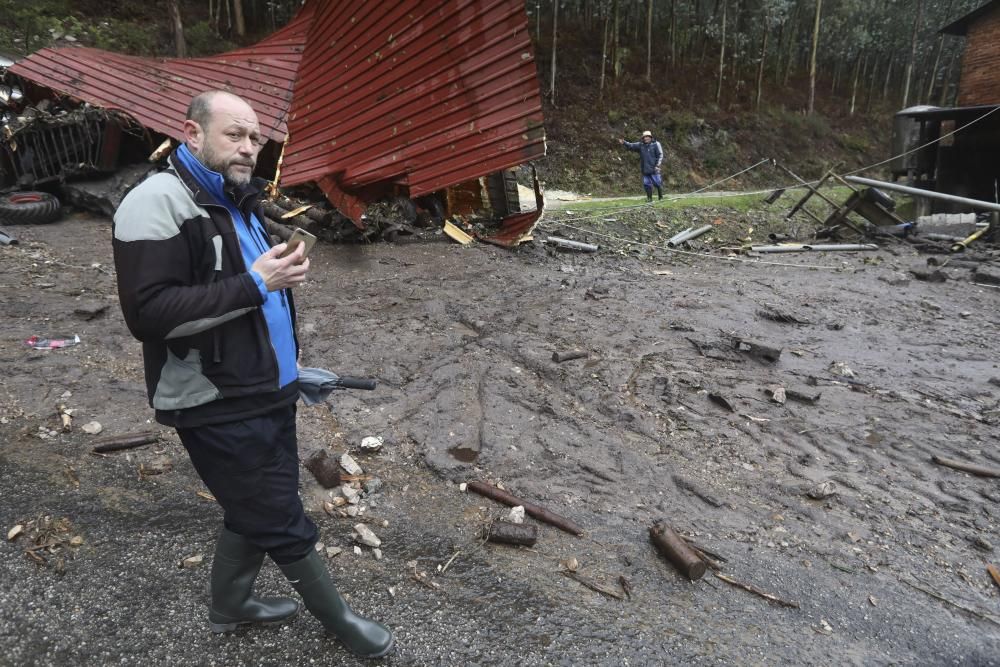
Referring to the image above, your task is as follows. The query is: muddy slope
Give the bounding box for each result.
[1,213,998,666]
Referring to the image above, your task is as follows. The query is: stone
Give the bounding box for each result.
[353,523,381,548]
[878,272,910,287]
[508,506,525,524]
[363,477,384,495]
[340,453,364,476]
[326,546,343,558]
[807,481,837,500]
[909,263,947,283]
[373,548,383,561]
[341,484,361,504]
[973,264,1000,286]
[828,362,856,379]
[81,421,103,435]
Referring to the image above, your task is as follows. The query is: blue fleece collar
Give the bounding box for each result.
[175,143,228,205]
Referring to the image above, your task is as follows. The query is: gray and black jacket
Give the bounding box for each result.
[623,139,664,175]
[112,153,299,428]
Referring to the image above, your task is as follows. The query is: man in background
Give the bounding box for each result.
[619,130,664,202]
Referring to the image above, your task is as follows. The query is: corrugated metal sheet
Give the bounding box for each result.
[284,0,546,219]
[9,0,545,232]
[8,4,314,142]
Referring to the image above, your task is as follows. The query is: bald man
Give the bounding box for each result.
[112,91,393,658]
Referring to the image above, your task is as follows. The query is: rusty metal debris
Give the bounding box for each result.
[467,481,583,537]
[91,431,159,454]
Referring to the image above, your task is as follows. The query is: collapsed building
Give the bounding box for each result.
[1,0,547,245]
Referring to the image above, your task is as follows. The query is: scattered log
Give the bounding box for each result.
[483,521,538,547]
[561,570,625,600]
[931,455,1000,479]
[901,578,1000,627]
[261,215,293,242]
[275,195,332,225]
[649,521,707,581]
[261,200,316,233]
[91,431,159,453]
[552,350,588,363]
[467,481,584,536]
[714,572,799,608]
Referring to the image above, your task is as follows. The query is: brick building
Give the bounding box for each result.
[942,0,1000,105]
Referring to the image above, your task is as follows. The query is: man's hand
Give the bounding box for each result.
[655,166,661,174]
[251,243,310,292]
[618,138,625,145]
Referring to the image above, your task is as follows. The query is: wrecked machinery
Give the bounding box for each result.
[6,0,547,245]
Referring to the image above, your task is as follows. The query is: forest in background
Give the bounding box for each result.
[0,0,986,194]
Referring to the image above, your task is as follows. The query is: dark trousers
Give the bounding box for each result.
[177,404,318,565]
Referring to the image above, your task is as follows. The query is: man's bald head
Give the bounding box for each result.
[182,90,264,187]
[186,90,253,133]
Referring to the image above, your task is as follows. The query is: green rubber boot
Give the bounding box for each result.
[208,528,299,633]
[279,550,395,658]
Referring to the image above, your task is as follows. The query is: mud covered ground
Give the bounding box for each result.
[2,206,1000,666]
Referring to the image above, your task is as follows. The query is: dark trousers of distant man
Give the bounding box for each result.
[643,172,663,202]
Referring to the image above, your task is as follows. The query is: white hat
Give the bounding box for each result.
[641,130,652,137]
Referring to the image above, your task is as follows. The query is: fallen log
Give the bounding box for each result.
[552,350,588,363]
[262,215,294,242]
[561,570,625,600]
[715,572,799,608]
[467,481,584,536]
[261,200,316,234]
[649,521,707,581]
[931,455,1000,479]
[91,431,160,453]
[483,521,537,546]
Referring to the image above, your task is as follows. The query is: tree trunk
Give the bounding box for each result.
[670,0,676,66]
[645,0,653,82]
[232,0,246,38]
[849,52,862,115]
[599,13,609,96]
[168,0,186,58]
[549,0,558,104]
[808,0,822,114]
[901,0,923,108]
[882,56,894,101]
[612,0,620,80]
[755,19,768,111]
[716,0,727,105]
[925,35,944,103]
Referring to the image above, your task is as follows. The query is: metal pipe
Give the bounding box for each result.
[667,224,713,247]
[751,243,878,254]
[801,244,879,252]
[845,176,1000,212]
[666,227,693,247]
[544,236,599,252]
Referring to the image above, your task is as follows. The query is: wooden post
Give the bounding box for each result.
[649,521,706,581]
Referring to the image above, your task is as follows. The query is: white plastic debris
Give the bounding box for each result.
[360,436,384,452]
[340,453,364,476]
[508,506,526,524]
[353,523,381,548]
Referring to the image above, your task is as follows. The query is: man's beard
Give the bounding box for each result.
[197,144,255,187]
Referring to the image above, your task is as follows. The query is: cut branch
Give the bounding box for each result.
[467,481,583,536]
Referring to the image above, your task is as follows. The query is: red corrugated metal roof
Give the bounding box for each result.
[9,0,546,227]
[9,3,314,142]
[283,0,546,210]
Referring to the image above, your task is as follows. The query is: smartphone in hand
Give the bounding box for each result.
[280,228,317,263]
